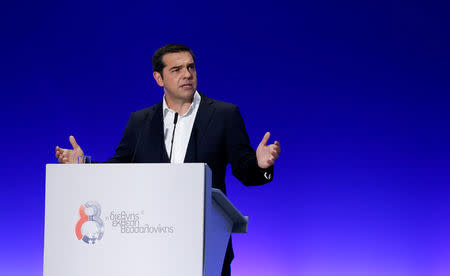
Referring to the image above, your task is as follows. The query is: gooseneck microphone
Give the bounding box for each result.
[169,112,179,162]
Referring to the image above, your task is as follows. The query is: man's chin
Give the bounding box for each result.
[175,89,196,101]
[180,87,197,96]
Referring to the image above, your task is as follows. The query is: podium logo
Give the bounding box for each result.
[75,201,104,244]
[109,211,175,234]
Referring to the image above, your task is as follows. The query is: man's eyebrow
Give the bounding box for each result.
[169,65,183,70]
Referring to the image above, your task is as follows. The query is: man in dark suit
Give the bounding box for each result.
[56,44,281,276]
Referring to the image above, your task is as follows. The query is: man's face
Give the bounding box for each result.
[153,51,197,102]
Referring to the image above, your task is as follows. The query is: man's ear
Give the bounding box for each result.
[153,71,164,87]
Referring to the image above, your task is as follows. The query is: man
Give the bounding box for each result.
[56,43,280,275]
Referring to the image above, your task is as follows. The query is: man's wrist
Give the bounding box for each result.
[257,162,274,181]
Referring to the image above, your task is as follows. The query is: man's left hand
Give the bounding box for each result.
[256,132,281,169]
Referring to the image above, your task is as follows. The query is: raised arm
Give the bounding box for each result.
[226,106,280,186]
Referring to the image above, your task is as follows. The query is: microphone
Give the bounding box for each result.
[169,112,179,162]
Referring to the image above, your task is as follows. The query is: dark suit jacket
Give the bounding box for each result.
[105,92,273,269]
[106,92,273,194]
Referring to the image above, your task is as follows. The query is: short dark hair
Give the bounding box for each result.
[152,44,195,77]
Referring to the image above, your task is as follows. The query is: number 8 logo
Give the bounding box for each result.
[75,201,104,244]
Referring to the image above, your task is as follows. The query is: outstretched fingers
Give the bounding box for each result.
[260,132,271,146]
[55,146,69,163]
[273,141,281,154]
[56,146,64,158]
[69,135,80,149]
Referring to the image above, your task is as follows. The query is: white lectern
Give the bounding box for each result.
[44,163,248,276]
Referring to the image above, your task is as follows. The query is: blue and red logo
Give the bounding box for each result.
[75,201,104,244]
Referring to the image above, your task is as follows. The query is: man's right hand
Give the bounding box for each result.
[55,135,84,163]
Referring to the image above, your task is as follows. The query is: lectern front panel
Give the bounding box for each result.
[44,164,206,276]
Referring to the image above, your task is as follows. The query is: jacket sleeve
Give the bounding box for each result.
[225,105,274,186]
[105,113,137,163]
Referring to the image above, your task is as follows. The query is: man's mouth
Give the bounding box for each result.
[181,83,193,88]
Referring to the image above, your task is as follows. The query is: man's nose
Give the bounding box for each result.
[182,68,193,79]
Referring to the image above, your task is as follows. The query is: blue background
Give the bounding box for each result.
[1,0,449,275]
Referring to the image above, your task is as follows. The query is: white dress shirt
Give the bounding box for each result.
[163,91,201,163]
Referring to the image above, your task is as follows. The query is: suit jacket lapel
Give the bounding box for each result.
[184,92,216,163]
[141,102,170,163]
